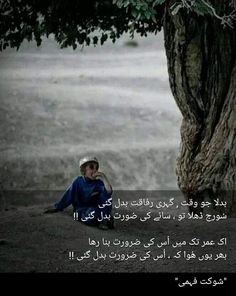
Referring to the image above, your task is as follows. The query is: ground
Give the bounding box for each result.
[0,32,235,277]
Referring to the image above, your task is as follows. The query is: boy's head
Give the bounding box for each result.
[79,156,99,179]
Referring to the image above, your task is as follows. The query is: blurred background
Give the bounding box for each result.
[0,31,182,206]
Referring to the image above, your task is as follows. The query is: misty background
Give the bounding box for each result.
[0,31,182,206]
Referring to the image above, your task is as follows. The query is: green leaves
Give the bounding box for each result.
[112,0,165,22]
[100,33,108,45]
[0,0,166,51]
[93,36,98,45]
[193,0,214,16]
[114,0,125,9]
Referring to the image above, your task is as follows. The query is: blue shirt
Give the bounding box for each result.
[55,176,112,212]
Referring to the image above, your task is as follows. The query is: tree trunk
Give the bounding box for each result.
[163,1,236,216]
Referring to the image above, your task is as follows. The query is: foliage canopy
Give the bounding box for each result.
[0,0,235,50]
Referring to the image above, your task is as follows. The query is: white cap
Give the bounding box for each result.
[79,156,99,167]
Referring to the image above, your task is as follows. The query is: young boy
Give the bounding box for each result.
[45,156,114,230]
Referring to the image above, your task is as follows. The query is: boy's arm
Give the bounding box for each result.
[55,179,78,211]
[94,172,113,194]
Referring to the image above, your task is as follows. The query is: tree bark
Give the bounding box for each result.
[163,1,236,215]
